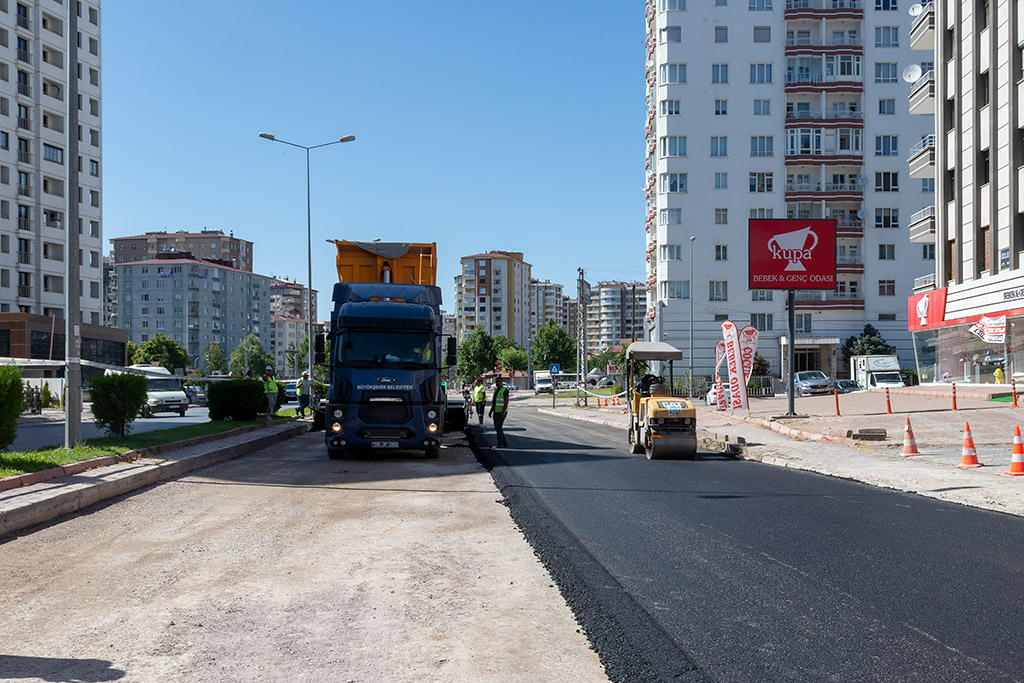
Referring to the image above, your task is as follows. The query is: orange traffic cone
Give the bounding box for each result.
[901,416,920,456]
[957,421,983,468]
[1005,425,1024,476]
[614,396,620,407]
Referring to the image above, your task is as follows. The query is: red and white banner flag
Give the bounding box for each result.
[739,326,760,382]
[714,340,727,411]
[722,321,749,411]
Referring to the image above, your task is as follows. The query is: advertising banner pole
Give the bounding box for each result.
[787,289,796,416]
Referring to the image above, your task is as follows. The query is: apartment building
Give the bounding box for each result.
[562,296,579,339]
[454,251,532,344]
[115,253,273,367]
[644,0,933,377]
[0,1,103,323]
[269,277,317,324]
[529,278,564,336]
[102,254,114,325]
[272,314,305,374]
[905,0,1024,383]
[110,229,254,272]
[585,281,646,356]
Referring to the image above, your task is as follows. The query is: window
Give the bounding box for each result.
[874,26,899,47]
[661,0,686,8]
[715,172,728,188]
[751,313,774,331]
[875,208,899,228]
[661,26,682,43]
[750,136,773,157]
[875,171,899,192]
[750,208,774,218]
[875,135,898,156]
[754,99,770,115]
[876,0,897,9]
[878,98,896,115]
[878,244,895,260]
[709,281,728,301]
[794,313,812,334]
[716,0,726,5]
[712,63,728,83]
[715,26,728,43]
[660,280,690,299]
[749,0,772,9]
[750,63,772,83]
[661,136,687,156]
[660,63,687,83]
[753,26,771,42]
[878,280,896,296]
[711,136,727,157]
[661,208,683,224]
[42,143,63,164]
[923,244,936,260]
[922,177,935,193]
[751,289,773,301]
[89,159,99,176]
[715,99,728,115]
[874,62,898,83]
[715,245,728,260]
[661,244,683,260]
[661,99,681,115]
[749,172,773,192]
[715,208,728,224]
[660,172,688,192]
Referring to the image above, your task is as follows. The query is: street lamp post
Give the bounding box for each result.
[259,132,355,382]
[688,235,695,398]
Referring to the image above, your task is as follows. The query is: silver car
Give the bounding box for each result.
[794,370,834,396]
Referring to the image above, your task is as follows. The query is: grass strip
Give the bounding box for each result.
[988,395,1014,403]
[1,417,280,478]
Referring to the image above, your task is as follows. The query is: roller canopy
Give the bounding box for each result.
[625,341,684,361]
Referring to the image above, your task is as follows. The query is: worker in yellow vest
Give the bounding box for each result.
[472,378,487,425]
[488,375,510,448]
[296,369,311,418]
[263,366,278,418]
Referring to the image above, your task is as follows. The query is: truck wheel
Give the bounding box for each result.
[141,405,152,418]
[425,447,441,459]
[179,408,187,417]
[327,447,347,460]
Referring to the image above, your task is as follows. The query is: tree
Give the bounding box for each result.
[498,347,528,373]
[0,365,23,450]
[125,340,140,367]
[491,335,518,357]
[751,353,771,377]
[132,333,188,372]
[285,341,299,375]
[530,320,575,372]
[588,348,617,373]
[841,324,896,363]
[89,373,147,437]
[457,327,494,382]
[203,341,227,374]
[229,334,274,376]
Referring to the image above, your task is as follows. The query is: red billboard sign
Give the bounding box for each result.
[748,219,836,290]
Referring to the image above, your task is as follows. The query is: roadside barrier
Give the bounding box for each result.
[901,416,920,456]
[952,382,958,411]
[1005,426,1024,476]
[885,387,893,415]
[834,388,840,417]
[957,421,983,469]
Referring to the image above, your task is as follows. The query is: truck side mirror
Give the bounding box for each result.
[314,333,326,365]
[446,337,458,367]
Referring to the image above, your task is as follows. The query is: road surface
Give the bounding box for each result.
[11,407,214,451]
[476,408,1024,682]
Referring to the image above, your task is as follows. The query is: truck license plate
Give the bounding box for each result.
[371,441,399,449]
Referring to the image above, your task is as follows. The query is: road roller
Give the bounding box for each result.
[624,341,698,460]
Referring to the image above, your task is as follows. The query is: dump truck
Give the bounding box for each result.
[320,241,459,459]
[624,341,697,460]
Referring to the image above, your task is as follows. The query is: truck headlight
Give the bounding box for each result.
[427,409,438,419]
[333,409,344,419]
[427,423,438,433]
[331,422,342,433]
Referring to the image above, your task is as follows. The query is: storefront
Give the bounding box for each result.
[908,288,1022,384]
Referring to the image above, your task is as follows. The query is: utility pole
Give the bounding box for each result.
[63,5,82,448]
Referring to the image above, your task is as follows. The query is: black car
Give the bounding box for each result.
[835,379,863,394]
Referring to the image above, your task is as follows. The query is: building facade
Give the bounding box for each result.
[0,1,104,323]
[906,0,1024,383]
[562,296,579,340]
[454,251,532,344]
[269,277,317,324]
[110,229,254,272]
[115,254,273,368]
[529,278,564,336]
[272,314,305,375]
[644,0,934,377]
[585,281,646,356]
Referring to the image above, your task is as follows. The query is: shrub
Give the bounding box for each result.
[275,381,287,410]
[90,373,148,437]
[610,382,622,395]
[208,379,265,421]
[40,381,52,408]
[0,365,24,449]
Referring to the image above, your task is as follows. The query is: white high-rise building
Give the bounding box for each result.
[644,0,933,378]
[454,251,532,344]
[0,1,103,322]
[585,281,646,356]
[529,278,564,336]
[906,0,1024,383]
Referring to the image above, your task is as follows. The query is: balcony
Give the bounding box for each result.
[908,69,934,115]
[835,218,863,237]
[16,14,30,30]
[793,290,864,310]
[18,217,31,231]
[837,255,864,273]
[16,49,30,64]
[17,116,30,131]
[785,182,864,201]
[914,273,936,291]
[16,82,30,97]
[785,147,863,165]
[908,135,935,178]
[909,205,936,243]
[18,184,31,197]
[17,150,30,164]
[17,250,31,265]
[785,110,864,123]
[785,37,864,58]
[909,2,934,51]
[17,285,31,298]
[785,72,864,93]
[785,0,863,19]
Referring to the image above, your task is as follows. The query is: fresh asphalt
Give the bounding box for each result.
[472,408,1024,683]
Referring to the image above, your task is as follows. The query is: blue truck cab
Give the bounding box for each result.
[324,281,452,459]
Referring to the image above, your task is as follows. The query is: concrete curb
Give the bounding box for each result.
[0,421,311,538]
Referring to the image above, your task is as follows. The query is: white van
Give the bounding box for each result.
[105,365,189,417]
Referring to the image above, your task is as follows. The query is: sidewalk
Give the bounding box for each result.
[536,401,1024,518]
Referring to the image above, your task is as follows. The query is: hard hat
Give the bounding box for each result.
[265,365,273,371]
[302,370,309,376]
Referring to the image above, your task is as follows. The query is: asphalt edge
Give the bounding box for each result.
[464,423,711,683]
[0,421,311,538]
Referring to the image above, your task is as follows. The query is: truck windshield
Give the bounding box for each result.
[338,330,434,367]
[147,378,182,391]
[874,372,902,383]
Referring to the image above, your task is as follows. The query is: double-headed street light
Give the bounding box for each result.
[259,132,355,383]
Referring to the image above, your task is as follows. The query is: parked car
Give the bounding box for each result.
[283,381,298,402]
[705,384,732,405]
[794,370,834,396]
[595,376,615,389]
[834,379,863,394]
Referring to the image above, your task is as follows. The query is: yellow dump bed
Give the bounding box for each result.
[333,241,437,286]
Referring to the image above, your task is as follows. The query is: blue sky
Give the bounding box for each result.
[103,1,646,317]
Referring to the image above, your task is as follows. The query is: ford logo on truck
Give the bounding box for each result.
[378,376,397,384]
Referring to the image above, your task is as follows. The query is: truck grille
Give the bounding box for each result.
[359,392,412,425]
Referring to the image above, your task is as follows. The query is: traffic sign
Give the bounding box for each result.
[549,364,560,375]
